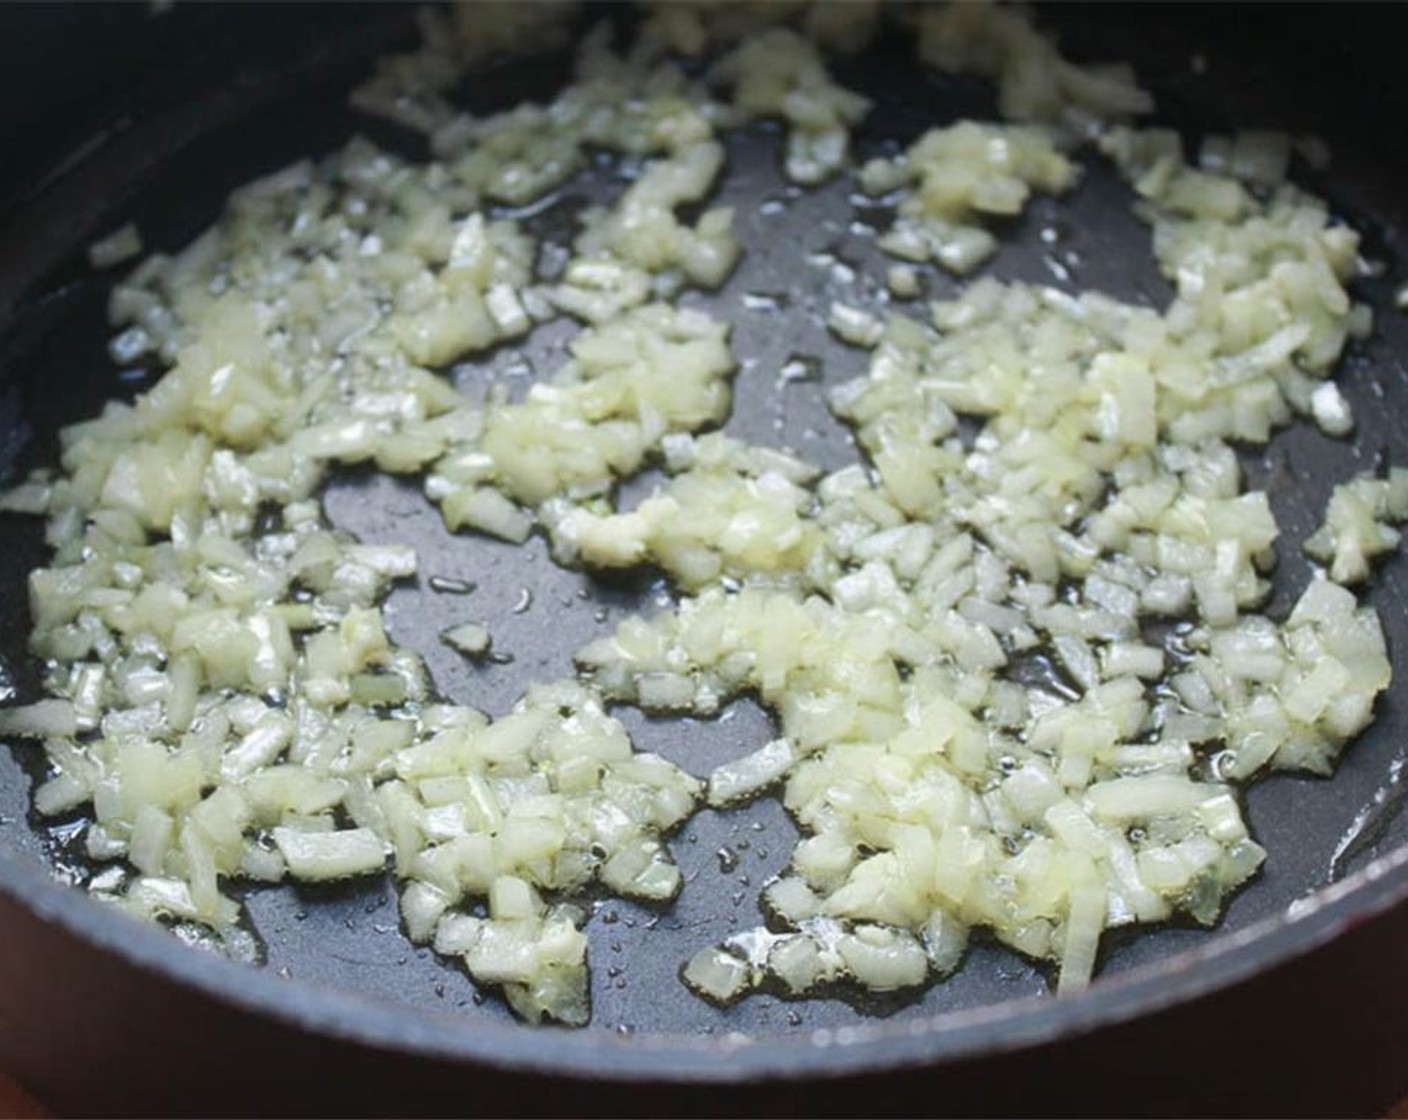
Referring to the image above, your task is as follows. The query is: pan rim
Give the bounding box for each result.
[2,836,1407,1082]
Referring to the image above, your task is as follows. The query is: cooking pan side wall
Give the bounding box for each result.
[6,875,1408,1116]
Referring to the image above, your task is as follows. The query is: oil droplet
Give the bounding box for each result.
[512,588,533,613]
[742,291,790,312]
[429,576,478,595]
[614,978,627,989]
[830,260,857,285]
[594,607,610,623]
[488,651,516,665]
[1043,254,1071,283]
[607,965,623,978]
[434,982,446,997]
[717,846,740,873]
[779,354,822,384]
[600,908,619,925]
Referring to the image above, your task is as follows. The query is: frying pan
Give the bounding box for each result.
[3,3,1408,1115]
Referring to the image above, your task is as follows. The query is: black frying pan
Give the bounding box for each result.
[4,4,1408,1115]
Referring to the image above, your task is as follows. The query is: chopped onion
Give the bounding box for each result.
[0,0,1396,1028]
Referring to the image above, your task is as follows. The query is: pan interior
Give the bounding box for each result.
[2,3,1408,1045]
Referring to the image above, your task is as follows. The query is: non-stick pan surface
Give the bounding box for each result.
[4,4,1408,1115]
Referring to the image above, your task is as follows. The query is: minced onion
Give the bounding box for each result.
[0,1,1400,1024]
[88,223,145,271]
